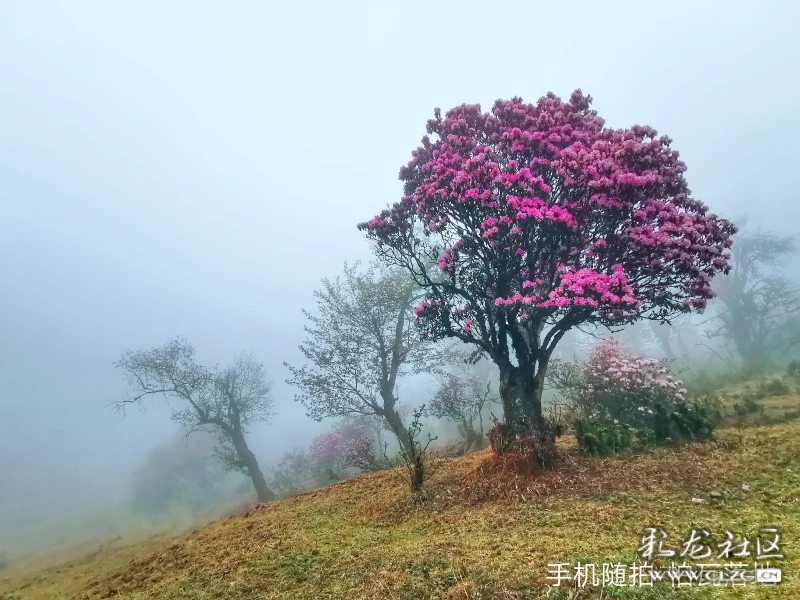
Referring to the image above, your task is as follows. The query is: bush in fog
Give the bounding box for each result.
[272,424,381,495]
[308,432,355,481]
[557,338,686,426]
[129,432,236,515]
[552,338,714,455]
[342,435,378,471]
[788,360,800,378]
[271,448,314,496]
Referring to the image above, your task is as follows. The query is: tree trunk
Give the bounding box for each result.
[498,365,547,437]
[497,363,555,468]
[411,455,424,491]
[735,333,766,373]
[382,405,425,490]
[230,430,275,503]
[650,322,676,361]
[383,405,413,457]
[462,423,478,454]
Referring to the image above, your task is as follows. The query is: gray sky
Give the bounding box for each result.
[1,0,799,535]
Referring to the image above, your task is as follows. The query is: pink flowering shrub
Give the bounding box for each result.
[342,435,378,471]
[274,427,379,493]
[552,338,714,454]
[560,338,685,426]
[360,89,736,443]
[309,432,346,468]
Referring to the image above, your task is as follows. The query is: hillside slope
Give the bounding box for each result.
[2,417,799,600]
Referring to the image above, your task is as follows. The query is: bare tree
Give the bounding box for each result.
[427,374,498,454]
[115,338,276,503]
[709,228,800,370]
[286,262,446,468]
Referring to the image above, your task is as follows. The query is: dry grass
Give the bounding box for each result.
[2,397,800,600]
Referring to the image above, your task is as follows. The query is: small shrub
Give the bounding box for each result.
[730,377,790,421]
[390,405,437,492]
[574,398,716,456]
[487,422,510,456]
[573,418,634,456]
[682,369,751,396]
[668,400,716,440]
[733,396,764,416]
[634,426,657,448]
[781,408,800,422]
[0,551,8,571]
[758,377,791,397]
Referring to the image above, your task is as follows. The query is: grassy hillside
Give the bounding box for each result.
[2,397,799,599]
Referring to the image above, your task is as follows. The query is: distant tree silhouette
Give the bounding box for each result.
[115,338,276,503]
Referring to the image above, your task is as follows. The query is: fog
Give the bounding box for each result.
[1,0,799,552]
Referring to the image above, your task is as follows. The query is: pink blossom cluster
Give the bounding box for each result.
[281,429,378,482]
[342,435,376,469]
[492,264,637,312]
[507,195,578,229]
[585,338,685,401]
[437,240,462,275]
[540,264,639,309]
[310,432,346,465]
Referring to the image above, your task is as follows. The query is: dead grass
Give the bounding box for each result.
[2,397,799,600]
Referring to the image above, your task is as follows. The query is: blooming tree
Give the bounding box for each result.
[332,416,387,470]
[359,90,735,456]
[309,432,347,472]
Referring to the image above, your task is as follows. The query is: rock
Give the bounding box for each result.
[710,490,723,499]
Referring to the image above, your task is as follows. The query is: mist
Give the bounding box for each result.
[2,0,799,555]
